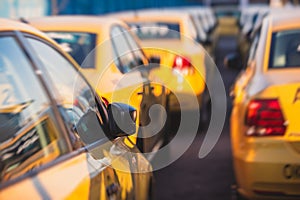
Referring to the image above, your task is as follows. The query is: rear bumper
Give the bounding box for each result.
[234,145,300,200]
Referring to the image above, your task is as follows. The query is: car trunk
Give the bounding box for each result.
[276,83,300,154]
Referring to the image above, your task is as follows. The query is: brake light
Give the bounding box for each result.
[172,55,194,75]
[74,98,79,107]
[101,97,109,107]
[245,99,286,136]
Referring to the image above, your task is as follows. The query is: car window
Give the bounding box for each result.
[111,26,140,73]
[128,22,181,40]
[46,32,96,68]
[0,36,68,182]
[269,29,300,69]
[120,26,147,66]
[26,38,108,146]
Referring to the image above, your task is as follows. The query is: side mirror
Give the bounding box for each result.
[108,103,137,138]
[75,109,106,145]
[224,53,242,70]
[148,55,160,64]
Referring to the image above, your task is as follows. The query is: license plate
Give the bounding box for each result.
[283,164,300,179]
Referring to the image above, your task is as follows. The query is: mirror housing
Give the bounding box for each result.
[75,109,106,145]
[108,103,137,138]
[224,53,242,70]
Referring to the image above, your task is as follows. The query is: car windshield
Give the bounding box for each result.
[128,22,181,40]
[269,29,300,69]
[46,32,96,67]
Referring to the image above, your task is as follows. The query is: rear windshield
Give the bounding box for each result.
[269,29,300,69]
[127,22,181,40]
[46,32,96,67]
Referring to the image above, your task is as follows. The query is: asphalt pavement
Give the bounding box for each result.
[153,36,241,200]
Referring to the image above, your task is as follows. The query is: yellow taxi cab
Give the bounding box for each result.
[110,10,208,114]
[226,11,300,199]
[29,16,168,154]
[0,18,153,199]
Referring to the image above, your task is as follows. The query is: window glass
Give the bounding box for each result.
[111,26,139,73]
[46,32,96,68]
[27,38,108,146]
[269,30,300,68]
[0,36,66,182]
[128,22,181,40]
[121,26,147,66]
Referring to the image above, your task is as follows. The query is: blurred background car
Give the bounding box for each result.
[237,5,270,67]
[29,16,169,154]
[182,6,218,57]
[0,18,153,199]
[227,11,300,200]
[110,10,212,123]
[147,6,218,58]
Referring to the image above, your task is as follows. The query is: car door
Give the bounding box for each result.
[0,33,106,199]
[0,34,70,187]
[0,31,151,199]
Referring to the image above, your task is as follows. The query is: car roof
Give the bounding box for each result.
[29,15,126,33]
[267,10,300,32]
[0,18,51,40]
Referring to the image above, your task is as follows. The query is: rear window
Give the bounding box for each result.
[269,29,300,69]
[127,22,181,40]
[46,32,96,68]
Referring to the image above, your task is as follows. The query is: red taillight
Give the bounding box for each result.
[101,97,109,107]
[172,56,194,75]
[245,99,286,136]
[74,98,79,107]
